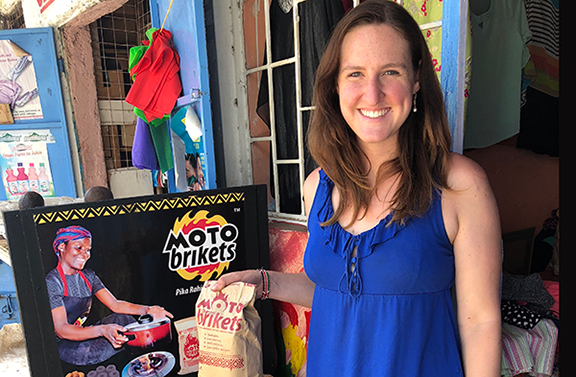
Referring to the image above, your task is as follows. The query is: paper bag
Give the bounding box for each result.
[195,281,262,377]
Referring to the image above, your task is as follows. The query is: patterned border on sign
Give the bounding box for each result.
[33,193,246,224]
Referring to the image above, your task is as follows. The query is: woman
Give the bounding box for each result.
[45,225,173,366]
[185,153,202,191]
[213,1,502,376]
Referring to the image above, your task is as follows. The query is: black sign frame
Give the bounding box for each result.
[4,185,274,377]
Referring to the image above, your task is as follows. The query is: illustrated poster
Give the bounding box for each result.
[5,186,273,377]
[0,129,55,200]
[0,40,43,120]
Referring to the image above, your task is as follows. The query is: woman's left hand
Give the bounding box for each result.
[146,305,173,320]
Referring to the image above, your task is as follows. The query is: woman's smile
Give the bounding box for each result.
[359,108,390,119]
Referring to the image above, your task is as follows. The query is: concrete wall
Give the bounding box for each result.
[464,138,559,235]
[21,0,128,192]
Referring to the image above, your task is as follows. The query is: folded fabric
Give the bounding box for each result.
[501,272,555,313]
[501,319,558,377]
[126,28,182,122]
[132,116,159,171]
[543,280,559,318]
[501,300,542,330]
[134,108,169,127]
[129,28,157,81]
[147,119,173,173]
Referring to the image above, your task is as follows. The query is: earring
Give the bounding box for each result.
[412,92,418,113]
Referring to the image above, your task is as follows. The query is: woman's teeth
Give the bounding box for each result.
[360,108,389,118]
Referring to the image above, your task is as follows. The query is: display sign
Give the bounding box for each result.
[0,40,43,121]
[0,129,55,200]
[5,185,273,377]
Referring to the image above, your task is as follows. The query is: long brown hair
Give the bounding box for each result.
[307,0,452,227]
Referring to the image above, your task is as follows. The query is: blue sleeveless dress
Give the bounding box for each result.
[303,170,463,376]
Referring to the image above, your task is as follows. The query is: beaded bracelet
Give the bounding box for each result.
[259,268,270,300]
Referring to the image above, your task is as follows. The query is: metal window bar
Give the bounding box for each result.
[247,0,443,223]
[91,0,151,170]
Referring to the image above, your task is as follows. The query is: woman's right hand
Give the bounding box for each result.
[212,270,315,307]
[99,323,128,348]
[211,269,264,299]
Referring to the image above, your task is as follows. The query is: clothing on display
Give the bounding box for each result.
[303,170,463,376]
[127,28,183,173]
[464,0,532,149]
[126,29,182,122]
[516,0,559,156]
[522,0,559,98]
[132,117,160,171]
[501,318,558,377]
[256,0,345,213]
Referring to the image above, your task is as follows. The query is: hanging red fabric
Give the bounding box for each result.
[125,28,182,122]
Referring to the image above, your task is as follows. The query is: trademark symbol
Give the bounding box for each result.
[234,208,241,212]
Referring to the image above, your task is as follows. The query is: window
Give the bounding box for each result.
[90,0,151,170]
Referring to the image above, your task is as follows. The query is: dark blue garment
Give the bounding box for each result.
[303,170,463,376]
[57,313,135,366]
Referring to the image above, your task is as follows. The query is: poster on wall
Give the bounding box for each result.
[4,186,274,377]
[0,40,43,121]
[171,105,207,192]
[0,129,55,200]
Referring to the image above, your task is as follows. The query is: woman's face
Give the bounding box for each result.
[337,23,419,153]
[59,237,91,273]
[185,160,196,179]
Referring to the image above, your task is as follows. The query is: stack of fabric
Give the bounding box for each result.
[500,272,559,377]
[126,28,182,173]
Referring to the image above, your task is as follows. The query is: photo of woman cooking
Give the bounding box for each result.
[45,225,173,366]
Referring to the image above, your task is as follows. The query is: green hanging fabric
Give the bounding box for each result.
[128,28,158,81]
[146,118,173,173]
[134,109,173,173]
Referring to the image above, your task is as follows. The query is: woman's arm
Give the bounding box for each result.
[212,169,322,307]
[444,154,502,377]
[95,288,173,320]
[212,270,315,308]
[51,306,127,348]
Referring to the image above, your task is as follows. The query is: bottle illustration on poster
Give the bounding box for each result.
[0,130,55,200]
[28,162,39,192]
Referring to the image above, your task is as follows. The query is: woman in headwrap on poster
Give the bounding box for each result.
[45,225,173,366]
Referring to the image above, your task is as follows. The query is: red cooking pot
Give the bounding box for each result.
[122,314,172,351]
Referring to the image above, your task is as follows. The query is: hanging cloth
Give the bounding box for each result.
[132,117,160,171]
[522,0,559,98]
[126,28,182,122]
[256,0,345,212]
[516,0,559,156]
[464,0,532,149]
[126,28,182,173]
[128,29,170,128]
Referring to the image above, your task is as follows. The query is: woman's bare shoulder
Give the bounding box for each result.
[442,153,497,242]
[303,167,322,216]
[445,152,491,192]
